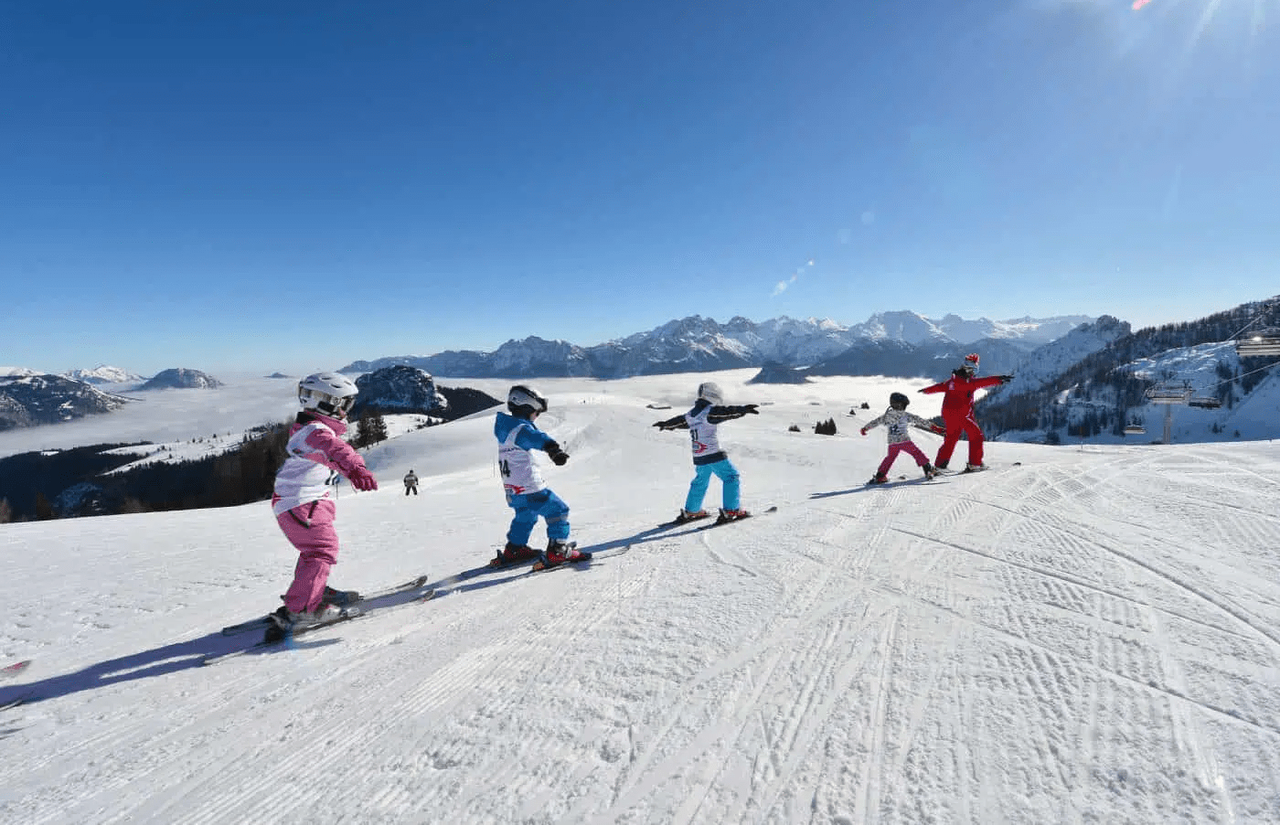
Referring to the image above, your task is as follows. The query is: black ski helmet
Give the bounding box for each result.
[889,392,910,410]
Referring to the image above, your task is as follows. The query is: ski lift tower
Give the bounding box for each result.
[1145,381,1193,444]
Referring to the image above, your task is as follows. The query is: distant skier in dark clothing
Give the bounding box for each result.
[653,382,758,524]
[919,354,1012,472]
[403,470,419,496]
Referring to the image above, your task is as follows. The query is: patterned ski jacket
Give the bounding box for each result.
[272,412,370,516]
[494,411,558,496]
[654,399,757,466]
[862,407,939,445]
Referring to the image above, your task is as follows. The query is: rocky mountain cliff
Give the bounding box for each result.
[0,374,132,431]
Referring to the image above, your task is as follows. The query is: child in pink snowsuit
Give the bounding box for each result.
[272,372,377,622]
[861,392,944,484]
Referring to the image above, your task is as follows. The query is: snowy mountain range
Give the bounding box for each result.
[63,365,145,384]
[341,311,1093,378]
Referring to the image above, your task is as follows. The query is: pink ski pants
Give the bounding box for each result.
[877,441,931,477]
[275,498,340,613]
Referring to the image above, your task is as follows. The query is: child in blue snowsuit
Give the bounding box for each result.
[492,385,583,567]
[653,381,758,524]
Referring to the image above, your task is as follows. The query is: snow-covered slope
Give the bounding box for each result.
[3,371,1280,823]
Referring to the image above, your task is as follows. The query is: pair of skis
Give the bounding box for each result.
[207,549,600,664]
[656,505,777,530]
[218,575,432,637]
[204,576,437,665]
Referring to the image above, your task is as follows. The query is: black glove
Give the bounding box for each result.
[744,404,759,414]
[545,441,570,466]
[998,374,1014,384]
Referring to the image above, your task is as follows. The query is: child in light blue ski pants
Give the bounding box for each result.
[505,489,571,546]
[684,458,740,513]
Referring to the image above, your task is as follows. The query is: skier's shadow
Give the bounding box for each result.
[0,584,437,709]
[0,523,708,709]
[428,522,684,595]
[808,488,866,499]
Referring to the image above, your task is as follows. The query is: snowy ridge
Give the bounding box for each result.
[341,311,1095,378]
[2,370,1280,822]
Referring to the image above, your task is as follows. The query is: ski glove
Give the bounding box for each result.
[860,428,868,436]
[998,374,1014,384]
[745,404,759,414]
[348,466,378,491]
[545,441,570,466]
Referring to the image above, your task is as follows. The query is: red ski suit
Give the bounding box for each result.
[920,373,1004,468]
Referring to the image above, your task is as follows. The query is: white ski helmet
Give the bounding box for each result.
[697,382,724,405]
[298,371,359,417]
[507,384,548,417]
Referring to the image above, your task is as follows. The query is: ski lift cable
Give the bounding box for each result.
[1225,296,1279,341]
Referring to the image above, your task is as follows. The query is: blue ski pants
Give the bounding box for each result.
[684,458,740,512]
[505,488,571,546]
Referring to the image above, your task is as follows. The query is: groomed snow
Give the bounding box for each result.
[2,370,1279,823]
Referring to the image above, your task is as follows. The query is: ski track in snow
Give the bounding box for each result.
[1,371,1279,824]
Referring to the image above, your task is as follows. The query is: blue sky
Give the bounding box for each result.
[4,0,1278,376]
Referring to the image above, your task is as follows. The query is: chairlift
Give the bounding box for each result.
[1144,382,1193,404]
[1235,329,1280,357]
[1123,423,1146,435]
[1187,396,1222,409]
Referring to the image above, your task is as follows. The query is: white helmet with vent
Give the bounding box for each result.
[298,372,359,418]
[507,384,548,417]
[697,382,724,405]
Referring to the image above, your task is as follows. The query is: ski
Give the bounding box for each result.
[204,608,362,665]
[655,512,713,529]
[869,473,945,487]
[205,587,441,665]
[696,505,777,530]
[528,552,594,573]
[220,575,430,636]
[0,694,28,711]
[1,660,31,681]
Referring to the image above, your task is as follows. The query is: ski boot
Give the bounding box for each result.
[265,603,347,643]
[322,585,360,607]
[542,539,588,568]
[867,473,889,485]
[922,464,938,480]
[490,542,541,567]
[715,507,751,524]
[963,462,986,473]
[673,508,710,524]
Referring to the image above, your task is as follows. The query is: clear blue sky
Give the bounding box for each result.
[4,0,1277,376]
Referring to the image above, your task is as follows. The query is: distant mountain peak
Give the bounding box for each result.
[137,368,223,390]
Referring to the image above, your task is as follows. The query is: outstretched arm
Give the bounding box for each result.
[707,403,759,423]
[907,412,945,434]
[653,414,688,431]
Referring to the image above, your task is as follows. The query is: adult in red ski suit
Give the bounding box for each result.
[919,356,1011,470]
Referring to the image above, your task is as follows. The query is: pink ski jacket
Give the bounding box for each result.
[272,413,370,515]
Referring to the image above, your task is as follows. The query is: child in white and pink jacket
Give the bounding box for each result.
[270,372,377,634]
[860,391,944,484]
